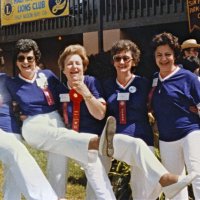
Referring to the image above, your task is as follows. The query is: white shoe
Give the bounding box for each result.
[163,172,197,199]
[99,116,116,157]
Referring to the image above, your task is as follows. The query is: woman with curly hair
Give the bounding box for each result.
[151,32,200,199]
[101,39,197,199]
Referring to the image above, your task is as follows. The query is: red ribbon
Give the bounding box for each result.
[147,87,156,112]
[69,89,83,132]
[42,88,55,106]
[119,100,126,124]
[62,102,69,125]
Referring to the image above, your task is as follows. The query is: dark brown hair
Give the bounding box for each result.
[151,32,180,60]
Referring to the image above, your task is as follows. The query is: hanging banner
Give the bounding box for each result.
[186,0,200,32]
[1,0,69,26]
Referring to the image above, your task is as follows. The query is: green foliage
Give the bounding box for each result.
[108,159,132,200]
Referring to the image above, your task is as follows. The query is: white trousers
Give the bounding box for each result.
[47,153,68,198]
[159,130,200,200]
[3,133,22,200]
[46,112,68,198]
[101,134,168,200]
[0,129,58,200]
[22,111,116,200]
[85,155,112,200]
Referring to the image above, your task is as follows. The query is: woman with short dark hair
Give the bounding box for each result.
[101,39,197,199]
[151,32,200,199]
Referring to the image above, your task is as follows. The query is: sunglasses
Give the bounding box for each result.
[113,55,132,63]
[17,55,35,63]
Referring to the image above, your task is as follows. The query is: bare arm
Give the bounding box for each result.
[72,81,106,120]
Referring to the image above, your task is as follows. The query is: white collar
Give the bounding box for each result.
[18,72,37,83]
[116,74,135,89]
[159,67,180,82]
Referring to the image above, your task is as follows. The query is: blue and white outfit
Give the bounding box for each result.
[7,69,115,200]
[152,67,200,200]
[63,75,109,200]
[0,73,58,200]
[102,75,168,200]
[103,75,153,146]
[64,75,105,134]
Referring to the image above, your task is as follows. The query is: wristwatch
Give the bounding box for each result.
[84,93,93,101]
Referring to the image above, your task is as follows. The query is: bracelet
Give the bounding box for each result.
[84,93,93,101]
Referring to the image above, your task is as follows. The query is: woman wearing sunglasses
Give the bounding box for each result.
[0,69,66,199]
[151,32,200,200]
[101,39,197,199]
[6,39,116,199]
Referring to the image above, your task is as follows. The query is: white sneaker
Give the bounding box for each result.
[163,172,197,199]
[99,116,116,157]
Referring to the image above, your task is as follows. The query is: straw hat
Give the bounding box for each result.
[181,39,200,50]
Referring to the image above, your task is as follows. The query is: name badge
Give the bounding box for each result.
[117,93,130,101]
[60,93,70,102]
[152,78,158,87]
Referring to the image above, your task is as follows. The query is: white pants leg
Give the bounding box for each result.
[22,111,115,199]
[3,133,22,200]
[99,146,158,200]
[82,150,115,200]
[46,113,68,198]
[129,145,162,200]
[112,134,167,199]
[85,155,112,200]
[159,139,188,200]
[47,153,68,198]
[0,129,58,200]
[22,112,95,165]
[183,130,200,199]
[3,165,21,200]
[85,183,94,200]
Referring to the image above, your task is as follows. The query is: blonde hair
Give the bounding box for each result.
[58,44,89,71]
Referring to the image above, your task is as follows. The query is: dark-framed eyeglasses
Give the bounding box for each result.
[17,55,35,63]
[113,55,133,63]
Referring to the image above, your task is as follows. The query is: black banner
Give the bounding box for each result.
[187,0,200,32]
